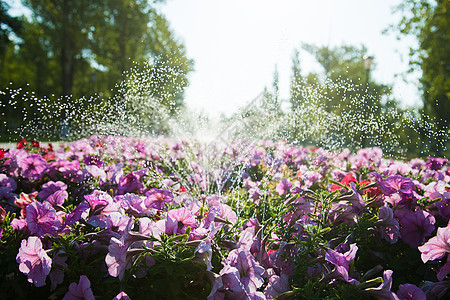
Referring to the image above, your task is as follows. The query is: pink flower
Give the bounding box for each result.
[276,179,292,196]
[19,154,47,180]
[16,236,52,287]
[418,226,450,263]
[145,188,173,210]
[166,207,197,235]
[62,275,95,300]
[26,201,62,237]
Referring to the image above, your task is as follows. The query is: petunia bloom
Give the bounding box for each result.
[325,243,359,283]
[375,205,401,244]
[399,210,435,248]
[19,154,47,180]
[396,283,426,300]
[418,226,450,263]
[62,275,95,300]
[16,236,52,287]
[145,188,174,210]
[26,200,62,237]
[165,207,197,235]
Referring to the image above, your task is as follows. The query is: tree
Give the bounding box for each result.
[392,0,450,153]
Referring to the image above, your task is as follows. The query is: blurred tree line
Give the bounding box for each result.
[258,0,449,157]
[0,0,193,141]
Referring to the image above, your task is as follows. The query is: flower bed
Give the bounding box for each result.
[0,136,449,299]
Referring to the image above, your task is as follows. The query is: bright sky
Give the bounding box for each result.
[159,0,422,117]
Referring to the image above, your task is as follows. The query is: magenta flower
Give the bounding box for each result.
[26,201,62,237]
[145,188,174,210]
[19,154,47,180]
[396,283,426,300]
[325,243,358,283]
[62,275,95,300]
[16,236,52,287]
[399,210,435,248]
[165,207,197,235]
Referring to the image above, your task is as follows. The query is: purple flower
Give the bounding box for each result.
[399,210,435,248]
[19,154,47,180]
[16,236,52,287]
[26,201,62,237]
[364,270,398,300]
[38,181,67,201]
[276,179,292,196]
[373,174,415,198]
[325,243,358,283]
[144,188,173,210]
[375,205,401,244]
[426,157,448,171]
[435,194,450,220]
[49,250,68,290]
[0,174,17,201]
[121,193,147,216]
[105,236,145,280]
[165,207,197,235]
[65,201,90,226]
[396,283,426,300]
[224,249,265,293]
[264,273,290,299]
[117,168,148,195]
[62,275,95,300]
[82,155,104,168]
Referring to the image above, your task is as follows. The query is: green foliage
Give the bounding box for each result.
[0,0,192,141]
[392,0,450,154]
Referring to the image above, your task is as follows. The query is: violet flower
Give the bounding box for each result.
[364,270,398,300]
[62,275,95,300]
[224,249,265,293]
[396,283,426,300]
[16,236,52,287]
[117,168,148,195]
[19,154,47,180]
[26,200,62,237]
[38,181,67,201]
[325,243,359,284]
[264,273,290,299]
[375,205,401,244]
[399,210,435,248]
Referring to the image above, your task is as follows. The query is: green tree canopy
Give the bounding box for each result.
[392,0,450,153]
